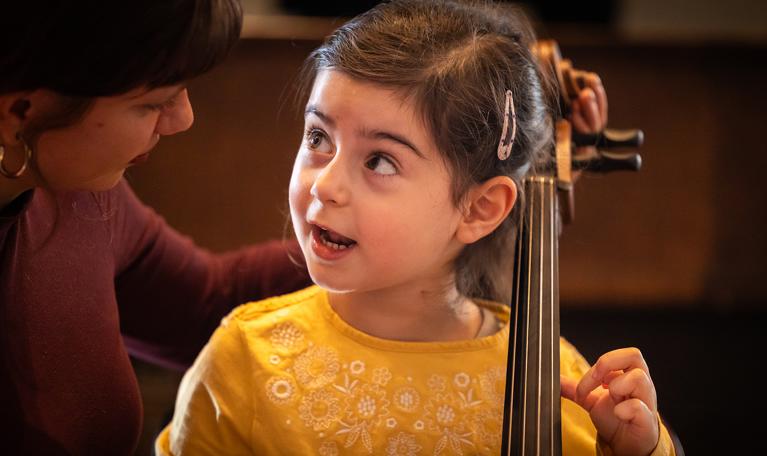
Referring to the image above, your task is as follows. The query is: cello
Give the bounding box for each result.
[499,40,644,456]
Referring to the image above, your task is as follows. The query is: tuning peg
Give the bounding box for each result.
[572,128,644,149]
[572,151,642,173]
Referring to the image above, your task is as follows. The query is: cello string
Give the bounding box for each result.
[521,177,535,454]
[536,178,544,455]
[549,179,556,456]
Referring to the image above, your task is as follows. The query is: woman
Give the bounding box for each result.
[0,1,309,454]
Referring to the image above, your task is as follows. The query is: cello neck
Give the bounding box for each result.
[501,176,562,456]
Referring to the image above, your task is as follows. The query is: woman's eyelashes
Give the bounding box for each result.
[141,97,177,113]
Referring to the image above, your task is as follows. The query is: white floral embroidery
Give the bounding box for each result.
[434,428,474,455]
[261,321,507,454]
[424,393,475,454]
[270,322,304,351]
[424,393,468,433]
[372,367,392,386]
[333,373,359,395]
[453,372,470,389]
[265,376,297,404]
[457,388,483,408]
[345,383,389,423]
[299,389,341,431]
[337,383,391,453]
[393,386,420,413]
[294,345,341,389]
[427,374,447,393]
[470,407,503,452]
[477,366,505,405]
[386,432,422,455]
[318,440,339,456]
[350,360,365,375]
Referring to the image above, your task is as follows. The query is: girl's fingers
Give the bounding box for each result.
[563,375,607,413]
[607,368,658,413]
[613,398,657,432]
[560,375,577,402]
[576,348,650,403]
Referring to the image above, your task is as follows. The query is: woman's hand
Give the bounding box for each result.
[560,348,660,456]
[570,72,608,136]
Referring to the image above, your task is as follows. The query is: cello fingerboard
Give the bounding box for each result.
[502,176,562,456]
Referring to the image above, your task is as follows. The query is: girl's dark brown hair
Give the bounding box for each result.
[298,0,555,302]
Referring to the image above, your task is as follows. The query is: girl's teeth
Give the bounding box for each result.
[320,236,349,250]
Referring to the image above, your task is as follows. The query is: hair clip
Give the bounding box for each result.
[497,89,517,161]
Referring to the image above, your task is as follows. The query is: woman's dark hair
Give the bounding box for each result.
[0,0,242,97]
[0,0,241,137]
[298,0,555,302]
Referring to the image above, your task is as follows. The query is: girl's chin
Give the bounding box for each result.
[307,269,357,294]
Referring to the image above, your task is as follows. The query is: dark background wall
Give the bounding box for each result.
[127,8,767,456]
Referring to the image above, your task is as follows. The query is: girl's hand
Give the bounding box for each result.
[560,348,660,456]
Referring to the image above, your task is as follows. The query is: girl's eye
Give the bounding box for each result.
[365,154,398,176]
[305,128,332,153]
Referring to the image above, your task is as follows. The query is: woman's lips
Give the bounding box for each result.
[310,224,356,261]
[129,135,160,165]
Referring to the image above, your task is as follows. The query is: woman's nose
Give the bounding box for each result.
[310,157,350,206]
[155,89,194,136]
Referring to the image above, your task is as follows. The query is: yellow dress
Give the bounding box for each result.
[156,286,674,455]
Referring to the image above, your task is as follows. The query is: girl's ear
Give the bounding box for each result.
[456,175,517,244]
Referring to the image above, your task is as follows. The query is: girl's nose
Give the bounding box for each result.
[310,157,350,206]
[155,89,194,136]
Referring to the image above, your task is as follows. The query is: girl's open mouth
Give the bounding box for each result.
[310,225,357,260]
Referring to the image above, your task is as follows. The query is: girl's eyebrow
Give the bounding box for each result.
[305,105,424,158]
[305,105,333,125]
[359,127,424,158]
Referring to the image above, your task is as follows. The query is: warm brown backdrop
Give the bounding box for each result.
[128,37,767,309]
[128,32,767,456]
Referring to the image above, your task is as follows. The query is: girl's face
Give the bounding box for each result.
[289,70,466,295]
[32,85,193,191]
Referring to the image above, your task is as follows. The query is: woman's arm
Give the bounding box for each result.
[112,180,310,369]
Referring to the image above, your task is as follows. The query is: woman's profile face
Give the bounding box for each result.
[31,85,194,191]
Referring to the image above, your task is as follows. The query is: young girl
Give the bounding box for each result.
[156,1,674,454]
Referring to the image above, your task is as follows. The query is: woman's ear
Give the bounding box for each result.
[0,90,62,146]
[456,176,517,244]
[0,92,33,146]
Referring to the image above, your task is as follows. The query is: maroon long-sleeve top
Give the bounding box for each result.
[0,180,310,455]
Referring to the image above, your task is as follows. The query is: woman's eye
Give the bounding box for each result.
[305,129,331,153]
[143,98,176,112]
[365,154,397,176]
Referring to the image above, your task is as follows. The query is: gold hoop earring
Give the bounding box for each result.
[0,135,32,179]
